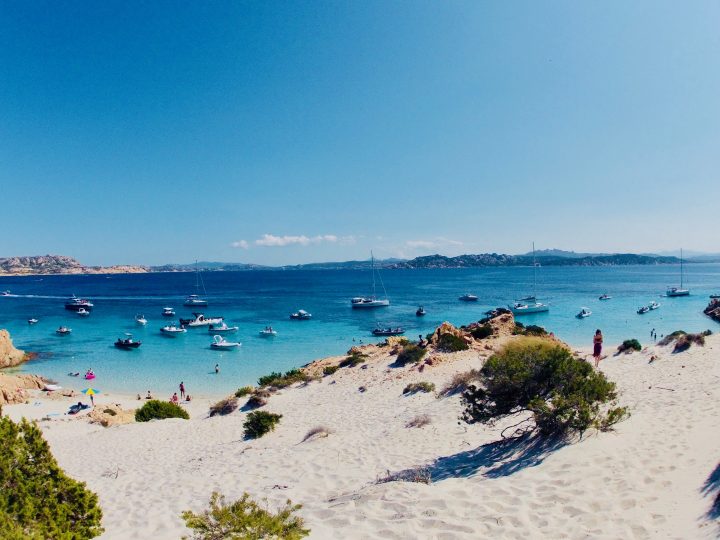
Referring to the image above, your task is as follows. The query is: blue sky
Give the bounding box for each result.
[1,1,718,265]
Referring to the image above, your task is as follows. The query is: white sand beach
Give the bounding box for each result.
[4,331,720,539]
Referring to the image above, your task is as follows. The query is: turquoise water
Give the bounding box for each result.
[0,265,718,398]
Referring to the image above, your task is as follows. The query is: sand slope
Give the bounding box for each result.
[7,335,720,539]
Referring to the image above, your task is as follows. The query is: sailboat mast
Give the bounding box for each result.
[532,242,537,298]
[680,249,683,289]
[371,251,377,298]
[195,260,199,292]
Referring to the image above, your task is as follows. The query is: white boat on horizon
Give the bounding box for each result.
[351,252,390,308]
[666,249,690,297]
[210,335,241,349]
[184,261,209,306]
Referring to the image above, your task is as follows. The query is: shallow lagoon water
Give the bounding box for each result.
[1,264,718,397]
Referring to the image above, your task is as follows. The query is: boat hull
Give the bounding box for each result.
[351,300,390,308]
[115,341,141,349]
[65,304,93,312]
[666,290,690,297]
[510,304,549,315]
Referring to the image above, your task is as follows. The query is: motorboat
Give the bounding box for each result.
[576,307,592,319]
[510,301,549,315]
[77,308,90,317]
[210,335,241,349]
[710,294,720,299]
[160,325,187,336]
[179,313,224,327]
[65,295,94,312]
[637,306,650,315]
[162,307,176,317]
[183,294,209,307]
[259,326,277,337]
[135,314,148,325]
[372,326,406,336]
[351,252,390,308]
[28,318,38,325]
[56,326,72,335]
[648,301,660,310]
[416,306,426,316]
[666,249,690,297]
[459,294,479,302]
[290,309,312,320]
[208,322,238,334]
[1,290,10,296]
[115,334,141,349]
[599,294,612,301]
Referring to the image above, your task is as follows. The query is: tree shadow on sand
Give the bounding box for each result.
[701,462,720,520]
[428,433,567,482]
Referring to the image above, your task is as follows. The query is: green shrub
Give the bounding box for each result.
[258,369,309,388]
[135,400,189,422]
[658,330,708,352]
[462,337,627,436]
[513,323,548,336]
[617,339,641,354]
[323,365,339,376]
[470,324,493,340]
[246,389,271,409]
[439,369,482,397]
[339,352,367,368]
[244,411,282,439]
[209,397,239,417]
[437,333,469,352]
[403,381,436,394]
[0,417,104,538]
[181,491,309,540]
[396,344,427,366]
[234,386,254,398]
[658,330,687,346]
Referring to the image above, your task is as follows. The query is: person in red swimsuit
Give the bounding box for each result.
[593,329,603,367]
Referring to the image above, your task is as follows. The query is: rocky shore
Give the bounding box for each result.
[0,255,148,275]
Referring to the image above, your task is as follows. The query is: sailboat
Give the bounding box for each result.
[510,243,549,315]
[666,249,690,297]
[184,261,209,306]
[351,252,390,308]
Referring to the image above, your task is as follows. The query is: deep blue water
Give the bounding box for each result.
[0,265,718,398]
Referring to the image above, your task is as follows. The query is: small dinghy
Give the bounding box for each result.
[637,306,650,315]
[207,322,239,334]
[135,314,148,325]
[162,307,176,317]
[28,318,39,325]
[372,326,406,336]
[648,301,660,310]
[259,326,277,337]
[576,307,592,319]
[115,333,142,349]
[56,326,72,335]
[77,308,91,317]
[160,325,187,336]
[598,294,612,301]
[416,306,426,316]
[459,294,479,302]
[210,335,241,350]
[290,309,312,320]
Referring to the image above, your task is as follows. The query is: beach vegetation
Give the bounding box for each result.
[234,386,254,398]
[0,416,104,538]
[617,339,642,354]
[135,400,189,422]
[377,466,431,485]
[244,411,282,439]
[470,324,493,340]
[658,330,709,352]
[395,344,427,366]
[258,369,309,388]
[461,337,627,436]
[403,381,435,394]
[301,426,334,442]
[103,408,117,416]
[438,369,482,397]
[513,322,548,336]
[339,352,367,368]
[322,365,339,376]
[406,414,432,428]
[181,491,309,540]
[436,333,469,352]
[246,389,271,409]
[209,397,239,417]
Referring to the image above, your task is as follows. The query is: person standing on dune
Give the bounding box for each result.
[593,329,603,368]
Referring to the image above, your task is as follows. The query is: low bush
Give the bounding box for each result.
[323,365,339,376]
[396,344,427,366]
[513,323,548,336]
[617,339,641,354]
[0,417,104,538]
[406,414,432,428]
[470,324,493,340]
[462,337,627,436]
[244,411,282,439]
[135,400,189,422]
[403,381,436,395]
[258,369,309,388]
[246,389,271,409]
[181,491,309,540]
[377,467,431,485]
[234,386,254,398]
[658,330,708,352]
[209,397,239,417]
[658,330,687,347]
[339,352,367,368]
[439,369,482,397]
[436,333,469,352]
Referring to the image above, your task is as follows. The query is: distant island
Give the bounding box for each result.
[0,251,693,276]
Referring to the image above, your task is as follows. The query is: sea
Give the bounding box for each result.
[1,264,718,398]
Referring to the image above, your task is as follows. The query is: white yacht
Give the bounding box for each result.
[510,243,549,316]
[351,252,390,308]
[666,249,690,297]
[184,261,209,306]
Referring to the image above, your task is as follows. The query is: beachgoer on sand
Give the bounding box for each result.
[179,381,185,399]
[171,392,179,404]
[146,390,152,399]
[593,329,603,368]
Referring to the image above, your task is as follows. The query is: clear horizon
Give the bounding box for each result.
[1,2,718,265]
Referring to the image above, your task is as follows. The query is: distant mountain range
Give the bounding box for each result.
[388,253,681,269]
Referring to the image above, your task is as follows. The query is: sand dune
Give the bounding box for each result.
[5,334,720,539]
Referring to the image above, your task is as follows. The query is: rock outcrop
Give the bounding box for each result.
[0,329,26,368]
[88,404,136,427]
[0,255,148,275]
[704,299,720,324]
[0,373,47,405]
